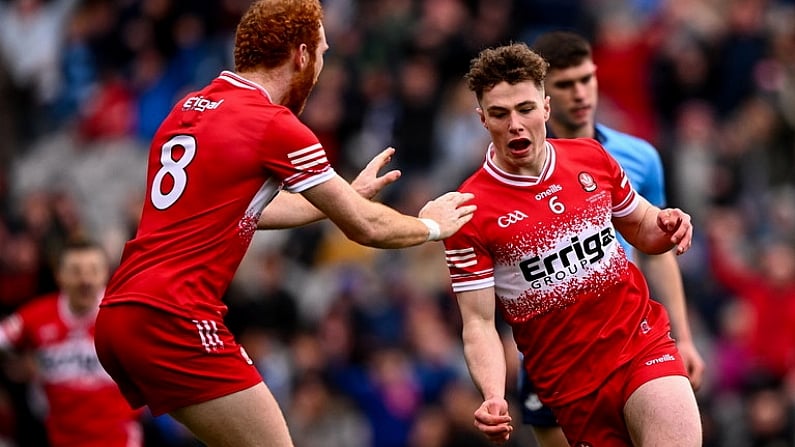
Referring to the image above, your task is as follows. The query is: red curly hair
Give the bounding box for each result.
[234,0,323,72]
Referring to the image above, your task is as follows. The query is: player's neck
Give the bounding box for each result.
[236,68,291,106]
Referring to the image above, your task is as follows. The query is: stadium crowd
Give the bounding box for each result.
[0,0,794,446]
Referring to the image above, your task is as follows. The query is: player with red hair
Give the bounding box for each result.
[94,1,475,446]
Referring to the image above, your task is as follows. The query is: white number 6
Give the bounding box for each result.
[151,135,197,210]
[549,196,565,214]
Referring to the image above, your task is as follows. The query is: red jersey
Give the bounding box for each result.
[0,293,141,447]
[103,71,335,318]
[444,139,669,407]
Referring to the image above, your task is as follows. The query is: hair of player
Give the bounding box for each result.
[530,31,593,70]
[464,42,548,102]
[56,238,107,269]
[234,0,323,72]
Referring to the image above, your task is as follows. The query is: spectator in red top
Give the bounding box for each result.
[707,208,795,380]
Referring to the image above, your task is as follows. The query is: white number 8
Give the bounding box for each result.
[151,135,197,210]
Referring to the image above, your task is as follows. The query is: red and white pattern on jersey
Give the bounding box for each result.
[494,192,628,321]
[0,293,141,447]
[237,177,281,247]
[445,139,639,323]
[444,139,671,407]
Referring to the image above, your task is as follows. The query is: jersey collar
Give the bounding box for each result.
[483,141,556,187]
[217,71,274,103]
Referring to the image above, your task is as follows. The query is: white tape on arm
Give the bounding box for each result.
[419,218,442,241]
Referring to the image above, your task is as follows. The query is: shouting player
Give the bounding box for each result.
[513,30,706,447]
[443,43,702,446]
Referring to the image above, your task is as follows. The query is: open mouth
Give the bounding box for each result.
[508,138,531,151]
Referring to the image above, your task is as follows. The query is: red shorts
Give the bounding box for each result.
[95,303,262,416]
[553,333,688,446]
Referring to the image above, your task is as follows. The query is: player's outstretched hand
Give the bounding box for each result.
[351,147,402,200]
[657,208,692,255]
[473,398,513,445]
[418,191,476,240]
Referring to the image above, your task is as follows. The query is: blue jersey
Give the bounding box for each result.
[595,124,667,256]
[520,124,667,426]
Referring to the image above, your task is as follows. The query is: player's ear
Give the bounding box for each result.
[476,107,486,127]
[543,97,551,121]
[294,44,309,70]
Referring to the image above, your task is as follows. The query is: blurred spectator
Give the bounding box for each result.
[287,371,371,447]
[707,208,795,382]
[0,0,79,145]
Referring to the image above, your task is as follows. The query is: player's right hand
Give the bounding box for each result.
[418,192,476,239]
[657,208,692,255]
[473,398,513,444]
[351,147,402,200]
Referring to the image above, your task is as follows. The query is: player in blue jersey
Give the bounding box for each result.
[519,30,706,446]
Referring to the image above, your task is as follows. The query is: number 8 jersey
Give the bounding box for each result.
[103,71,335,319]
[443,138,672,407]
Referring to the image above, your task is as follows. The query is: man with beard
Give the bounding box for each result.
[93,1,476,446]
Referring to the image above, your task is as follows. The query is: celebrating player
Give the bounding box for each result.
[514,30,706,447]
[443,42,702,446]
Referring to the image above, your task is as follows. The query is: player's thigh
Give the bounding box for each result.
[623,375,701,447]
[170,382,293,447]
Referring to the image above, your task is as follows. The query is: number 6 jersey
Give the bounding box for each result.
[444,138,672,407]
[103,71,335,319]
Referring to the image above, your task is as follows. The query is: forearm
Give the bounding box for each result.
[462,321,507,400]
[256,181,431,245]
[284,172,473,248]
[257,191,326,229]
[617,199,692,256]
[630,206,678,254]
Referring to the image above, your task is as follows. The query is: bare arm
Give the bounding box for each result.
[635,250,705,390]
[613,196,692,256]
[298,174,475,248]
[457,288,513,444]
[257,148,402,229]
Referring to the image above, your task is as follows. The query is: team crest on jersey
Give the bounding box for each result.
[578,172,596,192]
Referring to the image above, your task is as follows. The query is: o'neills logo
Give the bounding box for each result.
[645,353,676,366]
[578,171,596,192]
[535,184,562,200]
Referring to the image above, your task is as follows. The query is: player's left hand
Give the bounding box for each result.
[657,208,692,255]
[351,147,402,200]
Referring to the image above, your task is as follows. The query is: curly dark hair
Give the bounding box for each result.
[530,31,592,70]
[464,43,548,102]
[234,0,323,72]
